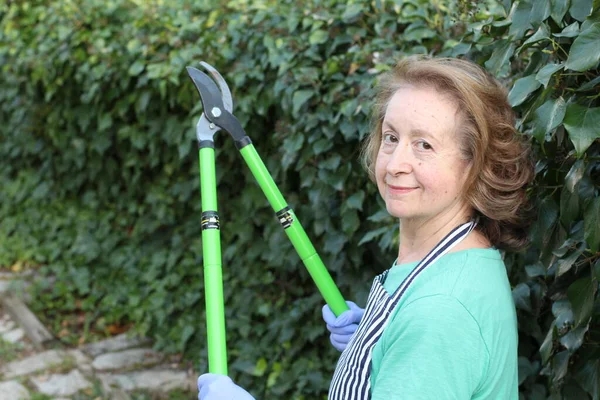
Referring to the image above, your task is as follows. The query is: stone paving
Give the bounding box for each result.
[0,273,196,399]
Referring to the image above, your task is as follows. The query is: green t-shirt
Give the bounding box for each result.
[370,248,518,399]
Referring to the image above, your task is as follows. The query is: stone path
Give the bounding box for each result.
[0,272,196,399]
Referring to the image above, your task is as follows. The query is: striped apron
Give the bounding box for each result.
[328,220,477,399]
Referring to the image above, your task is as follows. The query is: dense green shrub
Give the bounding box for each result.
[0,0,599,398]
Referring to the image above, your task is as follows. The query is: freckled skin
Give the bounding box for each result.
[375,86,471,227]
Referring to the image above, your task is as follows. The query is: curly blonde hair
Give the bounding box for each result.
[362,56,534,251]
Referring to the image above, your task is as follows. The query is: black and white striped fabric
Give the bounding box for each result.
[328,220,477,400]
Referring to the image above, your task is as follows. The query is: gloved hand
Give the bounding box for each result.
[322,301,365,352]
[197,373,255,400]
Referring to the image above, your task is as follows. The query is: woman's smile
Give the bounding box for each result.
[387,184,418,195]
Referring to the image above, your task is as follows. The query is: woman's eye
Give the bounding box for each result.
[416,141,432,151]
[382,133,398,144]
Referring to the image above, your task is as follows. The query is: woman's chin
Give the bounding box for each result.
[385,207,412,219]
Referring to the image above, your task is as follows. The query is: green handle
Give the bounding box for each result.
[239,144,349,316]
[199,147,228,375]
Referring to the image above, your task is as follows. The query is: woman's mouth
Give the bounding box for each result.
[387,185,417,194]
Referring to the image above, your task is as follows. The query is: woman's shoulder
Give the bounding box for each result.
[400,248,513,319]
[424,247,506,282]
[431,248,516,327]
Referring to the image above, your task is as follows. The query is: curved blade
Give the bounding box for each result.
[186,66,225,118]
[199,61,233,113]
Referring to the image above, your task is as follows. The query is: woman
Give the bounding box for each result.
[197,56,534,399]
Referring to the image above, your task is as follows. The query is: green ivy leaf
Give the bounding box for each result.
[281,134,305,169]
[358,227,389,246]
[550,0,571,24]
[323,232,346,254]
[560,185,580,229]
[341,209,360,235]
[98,114,113,131]
[346,190,365,211]
[563,103,600,156]
[312,138,332,154]
[342,4,363,22]
[485,39,515,76]
[530,0,551,25]
[553,350,570,382]
[92,134,112,155]
[309,30,328,45]
[254,358,268,377]
[574,360,600,398]
[533,197,559,250]
[136,91,151,113]
[569,0,593,21]
[513,283,533,312]
[553,21,580,38]
[567,276,596,327]
[559,326,587,352]
[535,63,563,88]
[518,357,537,385]
[509,1,533,40]
[565,159,585,192]
[577,75,600,91]
[179,325,195,351]
[450,42,472,57]
[594,259,600,282]
[508,75,542,106]
[531,97,566,143]
[556,244,584,276]
[292,90,313,115]
[403,22,437,42]
[565,23,600,72]
[540,322,556,364]
[128,60,145,76]
[526,262,546,278]
[522,24,551,49]
[584,197,600,252]
[553,300,574,327]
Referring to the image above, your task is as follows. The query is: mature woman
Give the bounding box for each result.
[197,56,534,399]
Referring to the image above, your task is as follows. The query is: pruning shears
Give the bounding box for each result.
[186,62,349,374]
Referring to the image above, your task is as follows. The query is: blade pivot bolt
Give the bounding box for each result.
[211,107,222,118]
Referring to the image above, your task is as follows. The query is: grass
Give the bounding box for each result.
[0,337,24,362]
[129,389,195,400]
[30,394,53,400]
[43,353,78,374]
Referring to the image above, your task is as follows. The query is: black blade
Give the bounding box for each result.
[199,61,233,113]
[186,66,225,120]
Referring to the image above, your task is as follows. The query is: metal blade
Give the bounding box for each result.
[186,66,225,118]
[199,61,233,113]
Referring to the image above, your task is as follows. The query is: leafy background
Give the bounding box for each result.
[0,0,599,398]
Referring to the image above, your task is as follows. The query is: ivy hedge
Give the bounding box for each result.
[1,0,599,398]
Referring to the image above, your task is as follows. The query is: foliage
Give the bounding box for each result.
[468,0,600,398]
[0,0,599,398]
[0,337,25,363]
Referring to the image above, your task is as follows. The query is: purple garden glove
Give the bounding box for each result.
[197,373,255,400]
[322,301,365,352]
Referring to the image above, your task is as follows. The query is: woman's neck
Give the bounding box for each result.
[396,204,474,264]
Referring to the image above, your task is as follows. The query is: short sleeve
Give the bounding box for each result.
[370,294,489,400]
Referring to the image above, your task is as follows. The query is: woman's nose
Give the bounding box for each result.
[386,142,413,175]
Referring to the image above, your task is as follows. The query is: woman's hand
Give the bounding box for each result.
[197,373,255,400]
[322,301,365,352]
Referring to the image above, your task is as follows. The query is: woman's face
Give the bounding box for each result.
[375,85,471,223]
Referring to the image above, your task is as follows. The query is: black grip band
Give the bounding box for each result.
[198,140,215,149]
[276,206,294,229]
[235,136,252,149]
[201,211,220,230]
